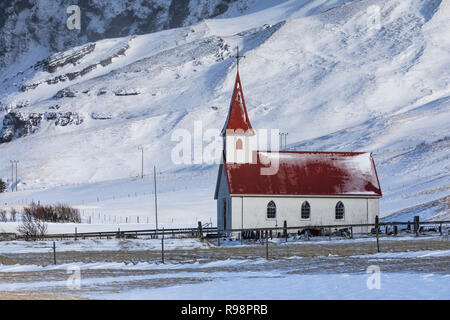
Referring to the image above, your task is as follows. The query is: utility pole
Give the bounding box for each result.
[138,146,144,179]
[10,160,14,192]
[9,160,18,192]
[279,133,288,151]
[14,160,18,191]
[154,165,158,238]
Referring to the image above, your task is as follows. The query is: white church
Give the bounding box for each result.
[214,70,382,235]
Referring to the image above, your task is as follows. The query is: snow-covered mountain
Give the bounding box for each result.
[0,0,449,221]
[0,0,280,69]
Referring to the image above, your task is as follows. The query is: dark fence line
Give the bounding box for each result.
[18,226,218,240]
[15,217,450,265]
[213,217,450,253]
[17,217,450,241]
[216,217,450,252]
[222,220,450,233]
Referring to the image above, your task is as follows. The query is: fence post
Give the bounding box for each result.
[440,223,442,236]
[283,220,288,242]
[53,241,57,265]
[218,231,220,247]
[350,226,353,239]
[394,225,398,236]
[161,228,165,264]
[75,227,77,241]
[197,221,203,238]
[265,230,269,260]
[375,216,380,253]
[414,216,420,237]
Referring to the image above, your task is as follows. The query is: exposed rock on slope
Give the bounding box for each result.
[0,111,43,143]
[0,0,245,69]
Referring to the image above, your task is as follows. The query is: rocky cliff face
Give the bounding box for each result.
[0,0,240,69]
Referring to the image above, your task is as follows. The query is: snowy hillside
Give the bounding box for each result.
[0,0,285,69]
[0,0,449,223]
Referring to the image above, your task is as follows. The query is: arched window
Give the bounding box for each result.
[335,201,345,220]
[236,138,243,150]
[267,200,276,219]
[301,201,310,219]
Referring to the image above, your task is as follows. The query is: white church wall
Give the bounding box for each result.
[368,198,379,229]
[231,196,379,234]
[231,196,243,230]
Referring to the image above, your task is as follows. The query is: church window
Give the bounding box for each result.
[236,138,243,150]
[267,200,276,219]
[301,201,310,219]
[335,201,345,220]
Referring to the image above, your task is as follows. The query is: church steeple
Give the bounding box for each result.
[221,70,255,136]
[222,49,256,164]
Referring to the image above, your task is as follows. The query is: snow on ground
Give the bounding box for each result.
[2,270,449,300]
[0,259,270,273]
[352,249,450,259]
[0,0,449,226]
[0,234,441,253]
[0,172,216,234]
[0,237,211,254]
[95,272,450,300]
[1,0,449,301]
[0,236,448,299]
[2,248,449,274]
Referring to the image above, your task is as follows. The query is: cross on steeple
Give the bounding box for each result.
[234,46,245,71]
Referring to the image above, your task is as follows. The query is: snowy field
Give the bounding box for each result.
[0,0,449,301]
[0,235,449,299]
[0,0,449,226]
[0,172,216,234]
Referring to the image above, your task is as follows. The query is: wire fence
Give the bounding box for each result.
[11,217,450,265]
[17,217,450,242]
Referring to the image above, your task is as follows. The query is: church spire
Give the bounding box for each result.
[221,48,254,136]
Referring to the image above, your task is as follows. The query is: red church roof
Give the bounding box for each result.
[219,151,382,197]
[221,71,255,136]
